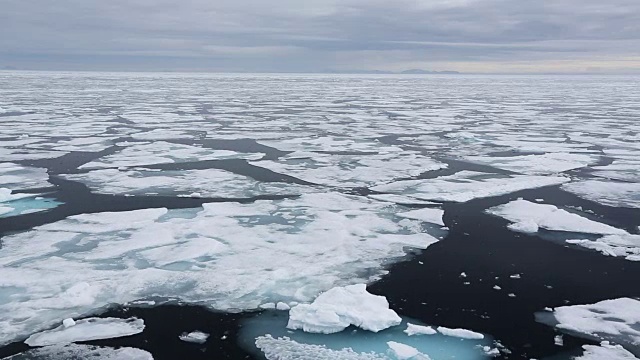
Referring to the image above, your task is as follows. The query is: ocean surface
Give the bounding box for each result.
[0,71,639,360]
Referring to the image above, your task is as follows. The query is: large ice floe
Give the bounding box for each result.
[562,180,640,209]
[487,199,640,261]
[24,317,144,346]
[0,163,51,190]
[79,141,263,169]
[371,171,569,203]
[0,188,61,219]
[0,344,153,360]
[465,152,597,175]
[251,148,447,187]
[0,193,440,345]
[536,298,640,356]
[63,168,318,197]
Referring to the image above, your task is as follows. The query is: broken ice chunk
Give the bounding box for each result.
[179,330,209,344]
[287,284,401,334]
[436,327,484,340]
[404,323,437,336]
[0,344,153,360]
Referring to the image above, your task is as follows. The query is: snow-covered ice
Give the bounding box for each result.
[562,180,640,209]
[404,323,437,336]
[567,234,640,261]
[287,284,402,334]
[436,327,485,340]
[575,342,639,360]
[387,341,428,359]
[0,193,439,345]
[1,344,153,360]
[179,330,209,344]
[397,208,445,226]
[487,199,626,235]
[372,171,569,203]
[255,335,388,360]
[537,298,640,354]
[466,153,596,175]
[24,317,145,346]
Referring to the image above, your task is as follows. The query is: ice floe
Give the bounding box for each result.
[575,342,639,360]
[24,317,144,346]
[179,330,209,344]
[287,284,402,334]
[0,163,50,190]
[255,335,388,360]
[79,141,262,169]
[1,344,153,360]
[562,180,640,209]
[372,171,569,203]
[487,199,626,235]
[566,234,640,261]
[387,341,427,359]
[251,150,446,188]
[404,323,437,336]
[537,297,640,355]
[466,153,596,175]
[436,327,484,340]
[63,168,318,198]
[0,193,439,345]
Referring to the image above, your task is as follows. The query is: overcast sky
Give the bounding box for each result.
[2,0,640,73]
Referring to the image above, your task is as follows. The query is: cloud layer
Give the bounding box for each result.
[2,0,640,72]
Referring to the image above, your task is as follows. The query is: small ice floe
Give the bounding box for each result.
[554,334,563,346]
[508,293,516,298]
[1,344,153,360]
[179,330,209,344]
[493,285,501,290]
[24,317,145,347]
[276,302,291,311]
[487,199,626,235]
[397,208,444,226]
[404,323,437,336]
[536,297,640,354]
[371,171,569,203]
[436,327,484,340]
[575,341,639,360]
[387,341,429,359]
[287,284,401,334]
[510,274,521,279]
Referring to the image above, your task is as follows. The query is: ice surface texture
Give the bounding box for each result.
[0,193,438,345]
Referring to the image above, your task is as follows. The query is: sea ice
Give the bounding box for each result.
[255,335,389,360]
[24,317,145,346]
[286,284,402,334]
[537,298,640,355]
[562,180,640,209]
[0,163,51,190]
[466,153,596,175]
[436,327,485,340]
[179,330,209,344]
[0,344,153,360]
[397,208,445,226]
[0,193,439,345]
[567,234,640,261]
[372,171,569,203]
[575,342,639,360]
[387,341,428,359]
[404,323,437,336]
[251,150,446,188]
[63,168,318,198]
[79,141,263,169]
[487,199,626,235]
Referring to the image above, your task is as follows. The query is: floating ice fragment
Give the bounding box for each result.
[255,335,389,360]
[62,318,76,328]
[179,331,209,344]
[387,341,430,359]
[436,327,484,340]
[563,180,640,209]
[487,199,626,235]
[287,284,401,334]
[24,317,144,346]
[404,323,437,336]
[566,234,640,261]
[466,153,596,175]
